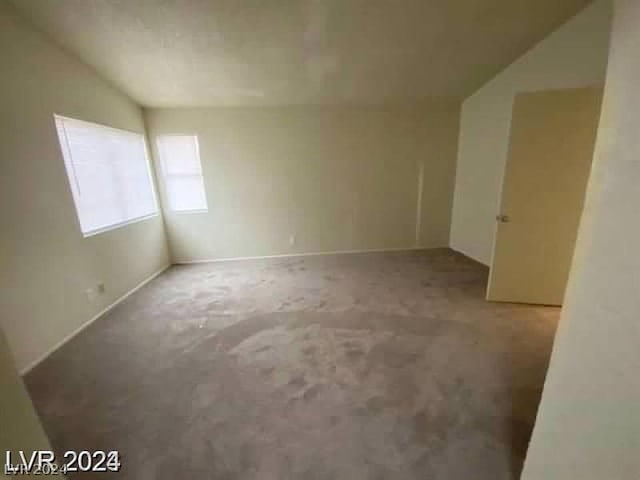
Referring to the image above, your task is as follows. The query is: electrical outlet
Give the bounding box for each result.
[86,283,105,302]
[289,234,296,246]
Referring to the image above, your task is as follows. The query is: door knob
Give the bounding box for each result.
[496,214,510,223]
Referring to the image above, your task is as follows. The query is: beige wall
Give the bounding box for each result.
[522,1,640,477]
[145,105,460,262]
[0,4,170,372]
[0,329,53,472]
[450,0,612,265]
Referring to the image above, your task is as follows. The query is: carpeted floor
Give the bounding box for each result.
[25,249,559,480]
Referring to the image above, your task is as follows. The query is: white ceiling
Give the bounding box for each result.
[10,0,592,107]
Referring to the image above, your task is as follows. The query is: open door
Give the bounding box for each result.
[487,87,603,305]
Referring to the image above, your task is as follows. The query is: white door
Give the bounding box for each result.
[487,87,603,305]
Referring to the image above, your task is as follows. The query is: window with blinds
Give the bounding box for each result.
[54,115,159,237]
[156,135,208,213]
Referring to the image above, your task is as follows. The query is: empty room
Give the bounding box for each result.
[1,0,638,479]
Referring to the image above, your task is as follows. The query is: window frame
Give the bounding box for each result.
[156,134,209,214]
[54,114,160,238]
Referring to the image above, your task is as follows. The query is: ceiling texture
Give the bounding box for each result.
[10,0,592,107]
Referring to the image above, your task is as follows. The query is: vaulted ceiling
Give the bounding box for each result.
[10,0,592,107]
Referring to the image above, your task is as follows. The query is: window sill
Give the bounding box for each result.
[82,212,160,238]
[170,209,209,215]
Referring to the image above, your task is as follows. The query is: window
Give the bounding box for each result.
[54,115,158,237]
[156,135,208,212]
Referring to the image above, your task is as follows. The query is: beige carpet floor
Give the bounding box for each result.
[26,249,559,479]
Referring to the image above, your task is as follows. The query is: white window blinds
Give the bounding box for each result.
[156,135,208,212]
[54,115,158,236]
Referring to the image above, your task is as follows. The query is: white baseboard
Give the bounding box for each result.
[173,246,440,265]
[20,264,170,376]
